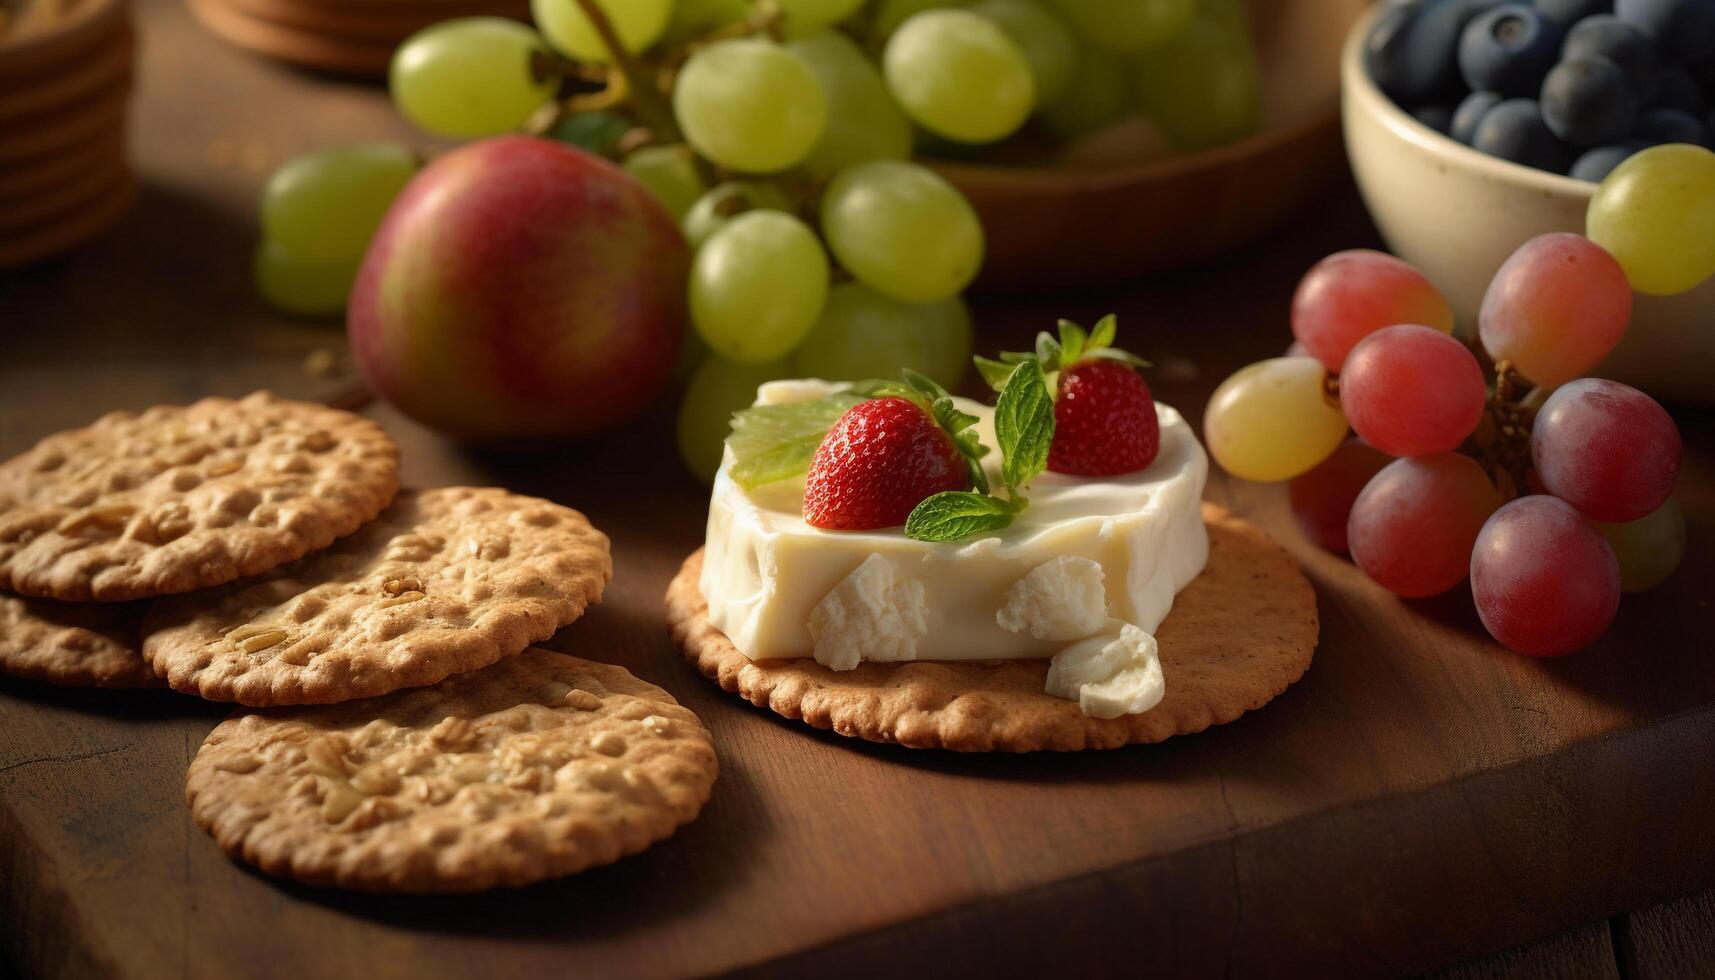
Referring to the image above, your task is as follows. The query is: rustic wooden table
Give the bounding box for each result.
[4,2,1714,977]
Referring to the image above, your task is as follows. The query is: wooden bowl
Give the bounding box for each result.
[933,0,1367,291]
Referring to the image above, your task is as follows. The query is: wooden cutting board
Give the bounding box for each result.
[3,1,1714,977]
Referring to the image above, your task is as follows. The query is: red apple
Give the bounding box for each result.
[348,135,688,441]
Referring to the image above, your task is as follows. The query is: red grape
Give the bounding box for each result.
[1531,378,1681,522]
[1477,233,1632,388]
[1340,324,1487,456]
[1471,495,1621,656]
[1289,438,1392,553]
[1290,250,1454,372]
[1348,453,1503,597]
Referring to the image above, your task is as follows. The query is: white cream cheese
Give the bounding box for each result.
[699,379,1209,716]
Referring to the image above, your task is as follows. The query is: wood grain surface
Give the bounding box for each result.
[2,1,1713,977]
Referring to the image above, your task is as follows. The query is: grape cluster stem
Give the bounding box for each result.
[1478,359,1538,500]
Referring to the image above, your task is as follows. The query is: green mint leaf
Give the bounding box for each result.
[975,356,1018,392]
[727,392,864,490]
[1034,331,1061,367]
[1056,319,1087,367]
[1087,314,1117,351]
[995,358,1055,490]
[904,491,1019,542]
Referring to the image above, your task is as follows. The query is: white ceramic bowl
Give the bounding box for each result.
[1341,6,1715,406]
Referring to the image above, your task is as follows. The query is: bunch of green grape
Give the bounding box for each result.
[256,0,1265,478]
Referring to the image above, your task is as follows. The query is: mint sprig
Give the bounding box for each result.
[904,358,1055,543]
[727,391,865,490]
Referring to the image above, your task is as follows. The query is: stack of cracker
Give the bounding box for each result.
[0,0,137,269]
[187,0,530,78]
[0,391,718,893]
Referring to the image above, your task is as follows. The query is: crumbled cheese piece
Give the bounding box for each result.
[996,555,1108,641]
[1045,622,1165,719]
[808,555,928,671]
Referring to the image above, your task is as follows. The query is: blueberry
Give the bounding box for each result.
[1460,4,1565,96]
[1617,0,1715,65]
[1633,105,1707,141]
[1570,140,1646,178]
[1652,68,1704,113]
[1563,15,1661,101]
[1535,0,1613,25]
[1543,56,1639,144]
[1453,90,1506,141]
[1369,0,1502,104]
[1473,98,1577,169]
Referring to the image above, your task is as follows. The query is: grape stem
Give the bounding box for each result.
[1479,359,1537,501]
[566,0,680,141]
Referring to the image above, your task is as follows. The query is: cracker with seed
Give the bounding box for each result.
[144,487,611,706]
[186,649,718,893]
[0,392,399,602]
[0,594,161,689]
[667,503,1318,752]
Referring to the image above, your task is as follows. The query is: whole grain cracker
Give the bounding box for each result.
[186,649,718,893]
[144,487,611,706]
[0,392,399,601]
[0,594,160,689]
[667,503,1318,752]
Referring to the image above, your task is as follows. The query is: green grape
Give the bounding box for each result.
[532,0,669,62]
[1132,15,1262,151]
[1036,45,1132,140]
[690,211,829,363]
[1204,357,1349,482]
[792,282,973,388]
[883,9,1034,143]
[389,18,557,138]
[254,240,357,317]
[786,30,913,175]
[673,39,828,173]
[677,355,792,483]
[622,144,708,221]
[682,181,794,250]
[1050,0,1195,52]
[869,0,963,41]
[662,0,753,45]
[260,143,415,263]
[1597,498,1686,592]
[1586,143,1715,296]
[971,0,1078,106]
[776,0,865,33]
[821,159,984,303]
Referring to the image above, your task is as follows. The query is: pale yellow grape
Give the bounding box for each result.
[253,240,357,317]
[777,0,865,32]
[1037,45,1132,140]
[389,19,557,138]
[622,144,708,221]
[1204,357,1349,482]
[1133,14,1262,151]
[691,211,829,363]
[681,180,793,249]
[883,9,1034,143]
[532,0,669,62]
[820,159,984,303]
[870,0,964,40]
[673,39,828,173]
[1586,143,1715,296]
[678,355,792,483]
[1597,498,1686,592]
[786,30,913,176]
[1050,0,1195,52]
[971,0,1078,105]
[792,282,973,388]
[261,143,415,262]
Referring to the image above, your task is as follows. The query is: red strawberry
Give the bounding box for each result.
[1048,360,1160,475]
[803,396,970,530]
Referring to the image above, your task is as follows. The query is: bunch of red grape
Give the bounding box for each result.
[1206,141,1714,657]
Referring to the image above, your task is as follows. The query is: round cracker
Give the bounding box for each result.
[186,648,718,893]
[144,487,612,706]
[666,503,1318,752]
[0,593,160,688]
[0,391,400,601]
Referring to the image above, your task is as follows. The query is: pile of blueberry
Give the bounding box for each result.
[1367,0,1715,181]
